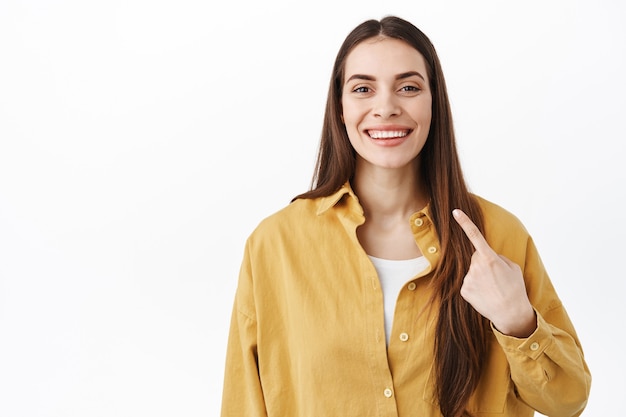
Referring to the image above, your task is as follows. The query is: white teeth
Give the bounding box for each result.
[368,130,409,139]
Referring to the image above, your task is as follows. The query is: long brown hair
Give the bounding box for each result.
[295,16,489,417]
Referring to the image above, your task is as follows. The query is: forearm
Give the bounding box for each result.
[221,304,268,417]
[493,310,591,417]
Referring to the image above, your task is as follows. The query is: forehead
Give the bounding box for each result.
[344,37,428,80]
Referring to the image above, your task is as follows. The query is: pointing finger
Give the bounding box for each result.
[452,209,493,255]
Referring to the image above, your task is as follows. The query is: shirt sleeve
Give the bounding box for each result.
[221,241,269,417]
[492,237,591,417]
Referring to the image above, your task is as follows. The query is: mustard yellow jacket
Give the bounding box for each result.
[221,183,591,416]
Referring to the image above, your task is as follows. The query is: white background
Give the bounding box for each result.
[1,0,624,416]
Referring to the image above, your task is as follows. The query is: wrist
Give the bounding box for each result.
[493,306,537,338]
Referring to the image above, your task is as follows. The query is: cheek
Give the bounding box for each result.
[343,113,363,147]
[341,104,364,130]
[424,108,433,125]
[410,101,432,125]
[341,114,357,133]
[423,97,433,121]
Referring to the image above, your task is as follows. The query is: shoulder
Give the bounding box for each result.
[474,195,527,231]
[473,195,531,250]
[248,197,321,242]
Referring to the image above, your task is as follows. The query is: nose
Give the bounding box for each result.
[373,92,401,119]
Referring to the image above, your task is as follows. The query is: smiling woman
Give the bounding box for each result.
[220,15,591,417]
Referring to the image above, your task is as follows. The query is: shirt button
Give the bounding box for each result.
[428,246,437,254]
[414,218,424,227]
[407,282,417,291]
[383,388,393,398]
[530,342,540,351]
[399,332,409,342]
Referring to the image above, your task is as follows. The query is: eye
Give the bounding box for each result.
[352,86,371,93]
[399,85,420,93]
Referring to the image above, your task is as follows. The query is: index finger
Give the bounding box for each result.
[452,209,494,254]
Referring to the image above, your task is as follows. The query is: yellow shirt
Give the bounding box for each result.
[221,183,591,417]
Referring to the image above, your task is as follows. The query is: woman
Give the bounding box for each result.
[221,16,591,417]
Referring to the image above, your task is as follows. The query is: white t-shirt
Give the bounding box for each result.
[368,255,430,345]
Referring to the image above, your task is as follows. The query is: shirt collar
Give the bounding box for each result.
[316,182,357,215]
[315,181,433,221]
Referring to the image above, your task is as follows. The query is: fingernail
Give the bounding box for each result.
[452,209,460,218]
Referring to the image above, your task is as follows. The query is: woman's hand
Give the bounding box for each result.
[452,209,537,338]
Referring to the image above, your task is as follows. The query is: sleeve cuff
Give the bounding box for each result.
[492,310,553,360]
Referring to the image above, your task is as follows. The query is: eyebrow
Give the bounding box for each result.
[345,71,426,83]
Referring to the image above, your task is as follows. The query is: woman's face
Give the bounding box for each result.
[341,37,432,172]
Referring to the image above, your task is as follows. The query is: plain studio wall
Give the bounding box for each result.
[0,0,624,415]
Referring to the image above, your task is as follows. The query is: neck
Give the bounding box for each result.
[352,162,427,220]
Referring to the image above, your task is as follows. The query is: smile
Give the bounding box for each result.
[367,130,410,139]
